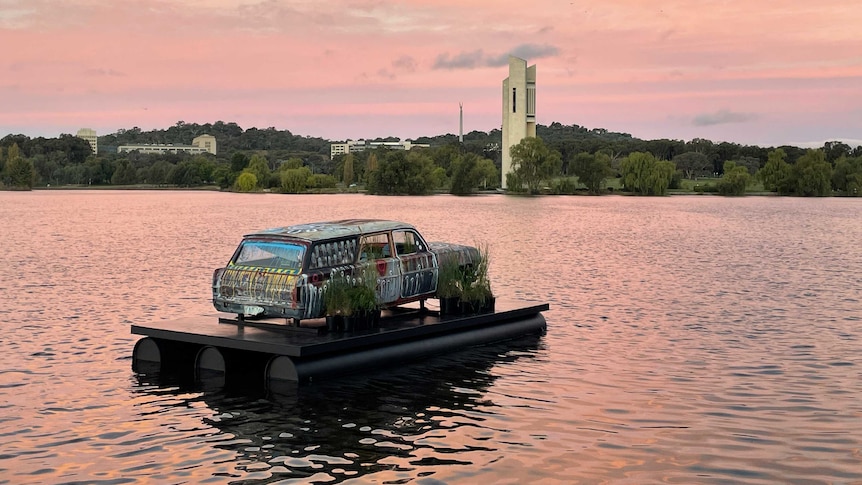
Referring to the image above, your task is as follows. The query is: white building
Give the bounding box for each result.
[330,140,368,158]
[119,134,217,155]
[501,56,536,189]
[330,139,429,159]
[76,128,98,154]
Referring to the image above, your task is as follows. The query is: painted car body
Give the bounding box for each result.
[212,219,479,320]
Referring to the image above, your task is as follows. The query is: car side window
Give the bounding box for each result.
[359,233,391,261]
[393,230,425,255]
[309,238,357,269]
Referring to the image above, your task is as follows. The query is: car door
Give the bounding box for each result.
[358,232,400,304]
[392,229,437,299]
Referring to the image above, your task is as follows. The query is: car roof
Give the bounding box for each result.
[244,219,416,242]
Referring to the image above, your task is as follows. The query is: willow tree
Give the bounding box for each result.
[246,155,271,188]
[620,151,675,195]
[790,149,832,196]
[235,172,257,192]
[831,157,862,195]
[757,148,791,193]
[717,161,751,195]
[280,167,311,193]
[508,137,562,194]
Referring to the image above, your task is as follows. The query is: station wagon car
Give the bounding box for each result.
[212,220,479,321]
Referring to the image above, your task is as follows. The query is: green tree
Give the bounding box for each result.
[7,142,20,162]
[672,152,711,180]
[2,143,17,186]
[169,160,203,186]
[235,172,258,192]
[758,148,791,193]
[831,157,862,196]
[230,152,249,173]
[190,155,216,183]
[3,147,35,189]
[430,166,447,190]
[475,157,499,189]
[280,167,311,193]
[212,164,233,189]
[449,153,480,195]
[730,156,760,175]
[59,164,86,185]
[571,151,613,194]
[111,159,138,185]
[367,150,436,195]
[509,137,562,194]
[823,141,851,164]
[247,154,271,188]
[365,152,379,184]
[620,152,674,195]
[790,149,832,196]
[343,153,355,186]
[306,173,337,189]
[149,160,174,185]
[282,157,303,169]
[83,155,115,185]
[716,161,751,195]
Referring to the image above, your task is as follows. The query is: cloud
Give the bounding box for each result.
[392,55,417,73]
[433,49,486,70]
[692,110,757,126]
[433,43,559,70]
[487,43,560,66]
[0,4,33,29]
[84,68,125,77]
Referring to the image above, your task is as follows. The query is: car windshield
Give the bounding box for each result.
[233,241,305,271]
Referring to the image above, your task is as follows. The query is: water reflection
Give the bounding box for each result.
[133,334,544,483]
[3,192,861,484]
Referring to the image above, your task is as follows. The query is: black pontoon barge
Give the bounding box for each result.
[131,299,547,384]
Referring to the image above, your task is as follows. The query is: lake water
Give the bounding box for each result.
[1,190,860,484]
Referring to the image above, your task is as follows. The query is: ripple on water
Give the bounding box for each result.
[1,193,861,484]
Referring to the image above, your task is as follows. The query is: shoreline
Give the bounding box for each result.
[13,184,786,196]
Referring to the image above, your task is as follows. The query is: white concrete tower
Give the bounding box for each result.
[501,56,536,189]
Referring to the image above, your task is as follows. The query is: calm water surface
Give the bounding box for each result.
[0,191,859,484]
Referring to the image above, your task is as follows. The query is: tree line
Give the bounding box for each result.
[1,120,860,196]
[505,137,861,197]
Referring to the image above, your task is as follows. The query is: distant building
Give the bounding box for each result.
[118,134,217,155]
[193,135,217,154]
[330,140,368,158]
[330,139,429,159]
[501,56,536,189]
[76,128,98,154]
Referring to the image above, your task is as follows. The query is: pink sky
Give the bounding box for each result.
[1,0,861,147]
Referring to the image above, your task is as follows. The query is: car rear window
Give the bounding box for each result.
[233,241,305,271]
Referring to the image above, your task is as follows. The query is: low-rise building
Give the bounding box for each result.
[119,134,217,155]
[330,139,429,159]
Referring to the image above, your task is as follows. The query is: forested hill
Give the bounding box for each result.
[4,120,855,167]
[94,120,823,164]
[99,120,638,154]
[98,121,331,155]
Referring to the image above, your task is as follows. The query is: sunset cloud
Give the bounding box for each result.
[433,44,560,70]
[1,0,860,147]
[692,110,758,127]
